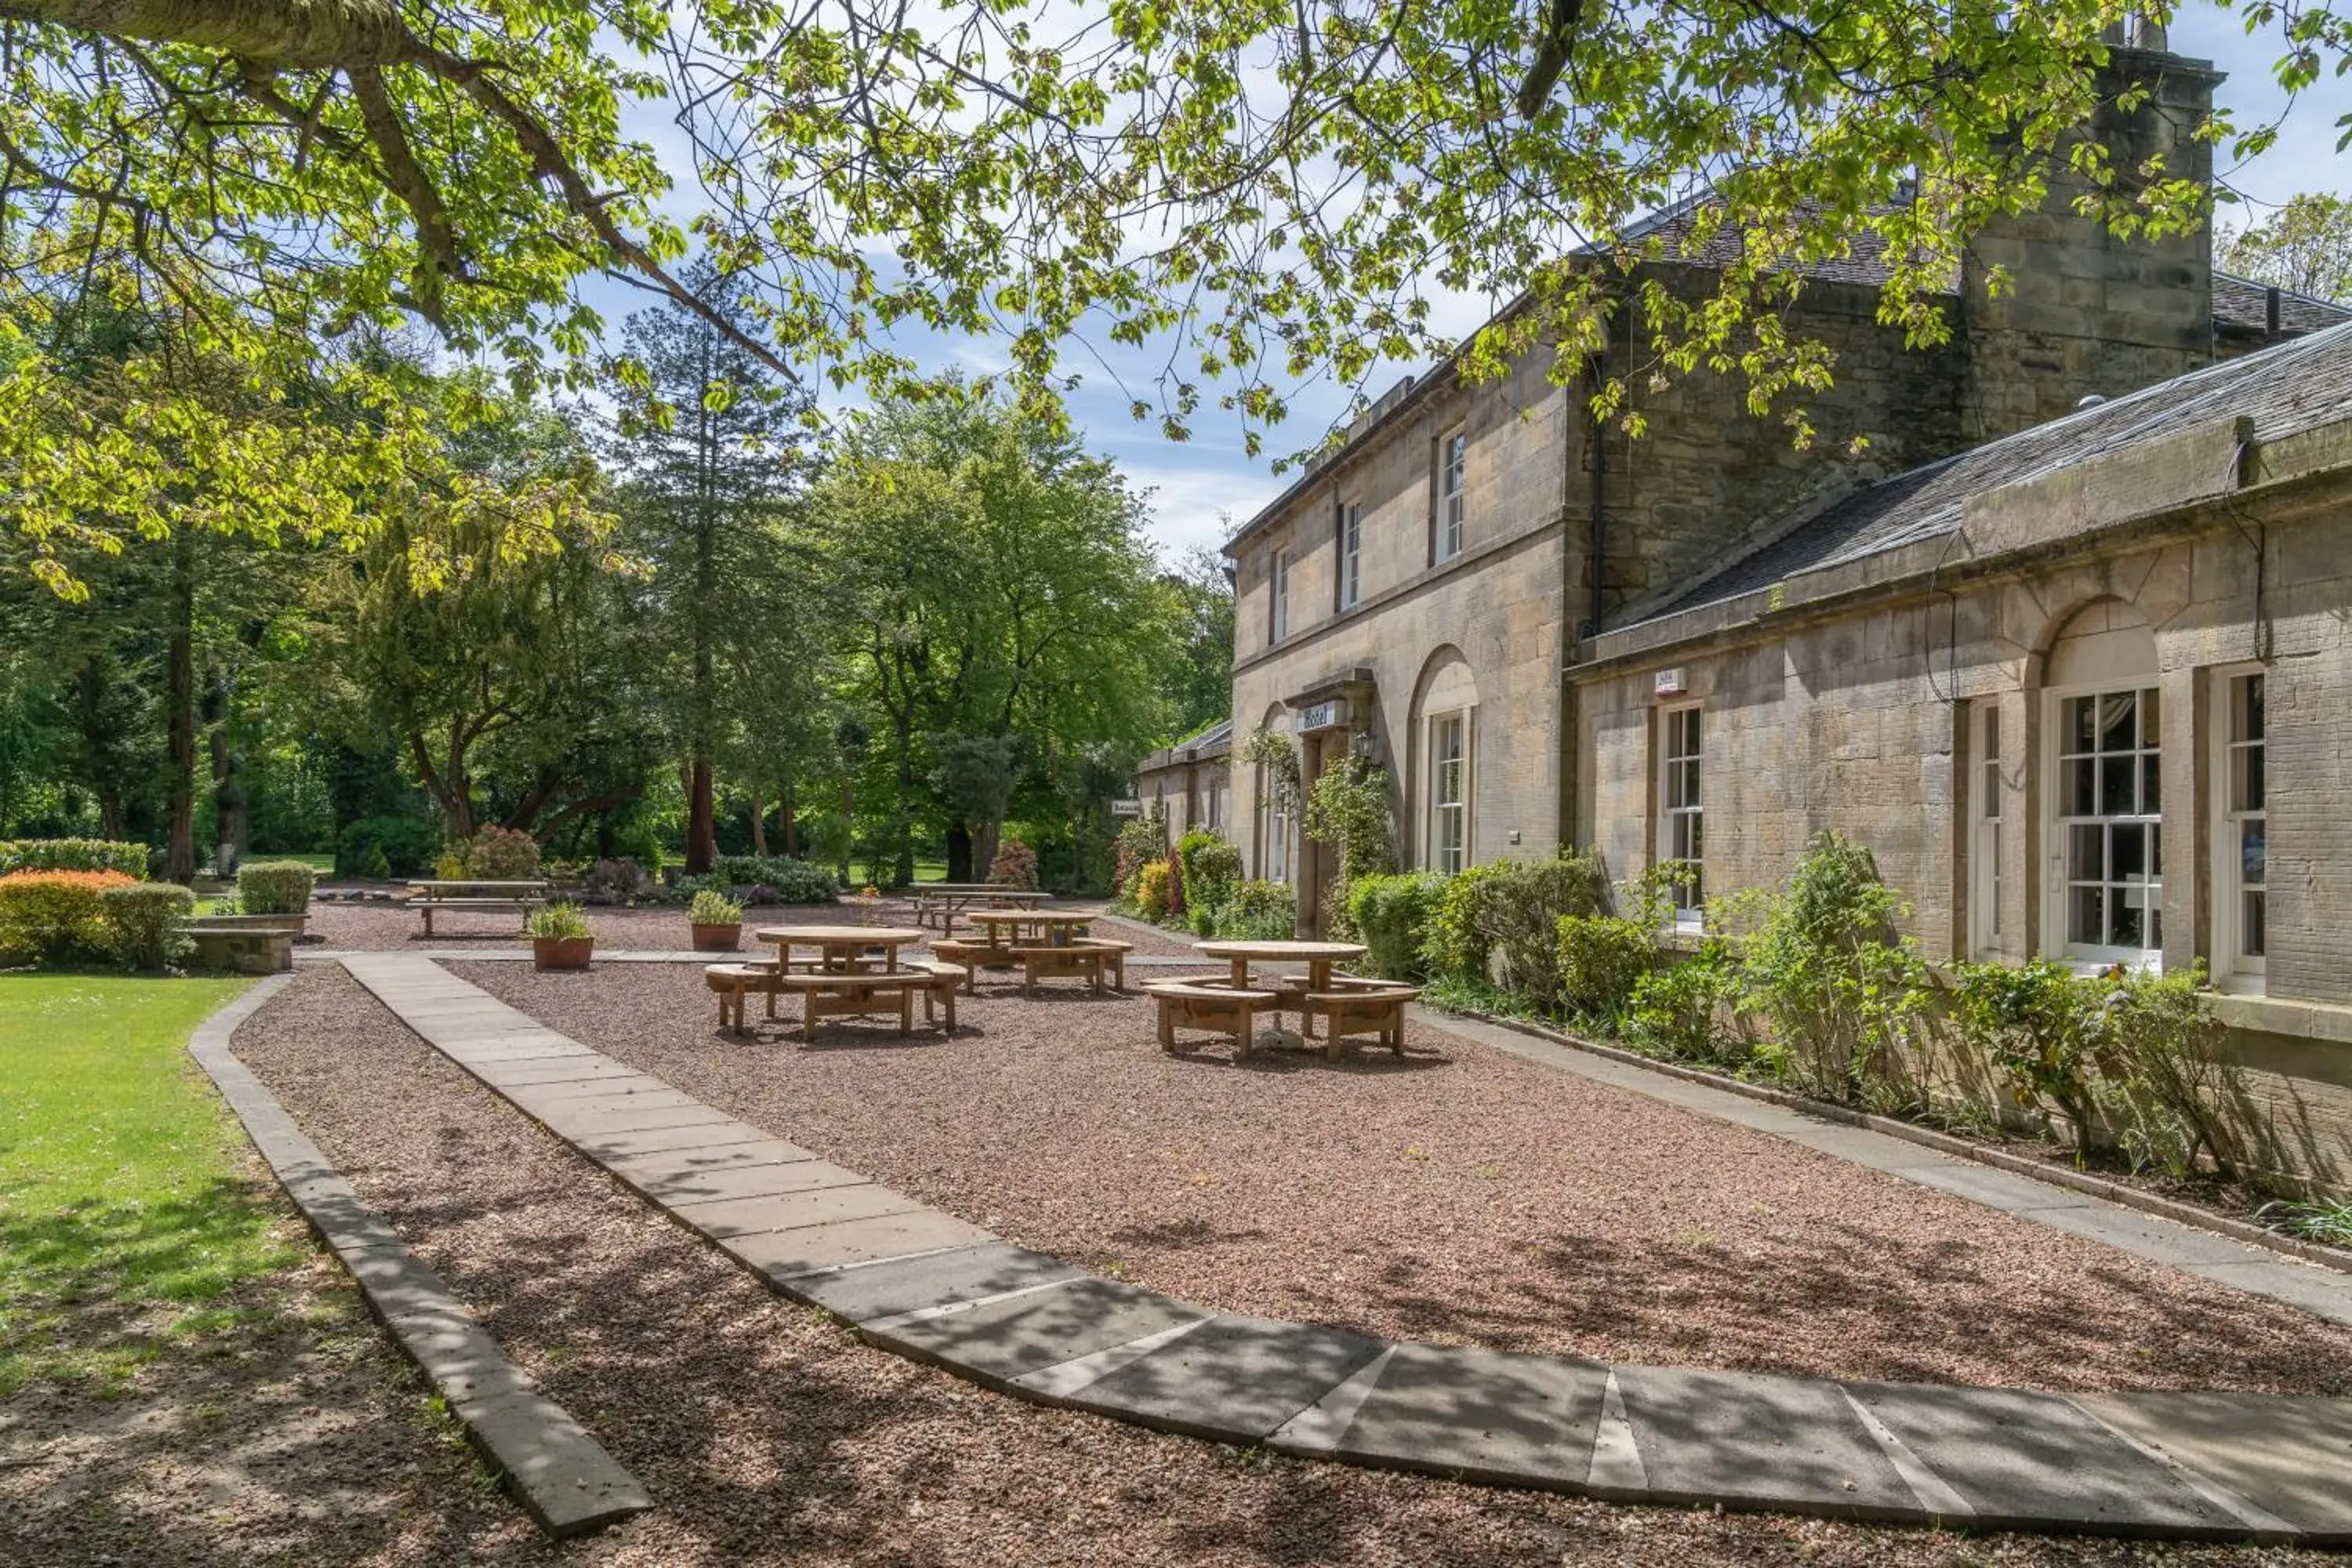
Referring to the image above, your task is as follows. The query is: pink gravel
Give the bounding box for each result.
[450,959,2352,1399]
[200,967,2343,1566]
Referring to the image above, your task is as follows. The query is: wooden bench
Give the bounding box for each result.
[704,961,782,1034]
[1069,938,1132,990]
[930,938,1018,993]
[1304,986,1420,1060]
[779,971,927,1042]
[408,892,546,936]
[1011,942,1112,996]
[1145,982,1276,1059]
[906,960,968,1031]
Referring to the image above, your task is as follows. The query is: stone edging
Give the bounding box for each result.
[323,953,2352,1544]
[185,975,652,1538]
[1439,1006,2352,1276]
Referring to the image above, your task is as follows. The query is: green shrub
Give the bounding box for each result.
[1134,859,1174,923]
[1554,913,1657,1028]
[527,902,592,940]
[1217,880,1297,940]
[433,850,468,879]
[1951,957,2100,1153]
[101,883,194,971]
[700,855,837,904]
[1737,830,1932,1111]
[1624,941,1745,1065]
[1302,755,1394,935]
[1421,852,1606,1013]
[1114,807,1167,895]
[2256,1197,2352,1247]
[1346,872,1448,981]
[0,838,151,877]
[461,826,542,880]
[1189,903,1217,937]
[336,815,439,877]
[689,888,744,924]
[1175,831,1243,916]
[0,869,136,962]
[2098,963,2245,1178]
[235,860,315,916]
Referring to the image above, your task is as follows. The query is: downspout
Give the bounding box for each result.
[1586,348,1607,637]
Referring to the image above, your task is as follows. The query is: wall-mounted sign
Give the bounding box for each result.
[1294,699,1349,733]
[1110,798,1144,818]
[1654,667,1686,697]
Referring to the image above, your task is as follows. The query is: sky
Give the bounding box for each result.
[579,3,2352,565]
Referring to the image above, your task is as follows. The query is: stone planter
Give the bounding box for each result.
[532,936,594,971]
[691,922,742,953]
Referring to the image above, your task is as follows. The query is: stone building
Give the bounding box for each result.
[1223,41,2343,935]
[1134,720,1232,848]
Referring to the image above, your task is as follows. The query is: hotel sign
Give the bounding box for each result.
[1295,699,1349,733]
[1110,798,1145,818]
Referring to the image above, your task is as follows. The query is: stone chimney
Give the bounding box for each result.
[1959,41,2220,440]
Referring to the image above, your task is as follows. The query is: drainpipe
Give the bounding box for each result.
[1585,349,1607,638]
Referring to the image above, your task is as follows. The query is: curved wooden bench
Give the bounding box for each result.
[1069,938,1132,990]
[779,971,921,1042]
[1144,982,1276,1060]
[704,961,782,1034]
[1304,985,1419,1060]
[1010,942,1109,996]
[930,938,1014,993]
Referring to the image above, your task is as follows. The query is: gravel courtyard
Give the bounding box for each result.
[434,957,2352,1398]
[143,964,2339,1568]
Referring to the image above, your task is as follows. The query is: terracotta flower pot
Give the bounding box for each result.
[532,935,594,971]
[691,922,742,952]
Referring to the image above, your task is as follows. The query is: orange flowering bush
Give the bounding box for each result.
[0,869,136,963]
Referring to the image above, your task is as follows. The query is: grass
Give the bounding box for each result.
[2257,1197,2352,1247]
[0,973,299,1397]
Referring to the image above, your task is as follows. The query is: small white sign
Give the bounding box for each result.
[1295,699,1349,733]
[1110,798,1144,818]
[1654,667,1686,697]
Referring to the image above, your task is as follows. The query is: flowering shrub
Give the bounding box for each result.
[987,839,1040,890]
[1134,859,1174,922]
[462,826,542,880]
[0,869,137,963]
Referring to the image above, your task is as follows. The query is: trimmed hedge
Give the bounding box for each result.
[697,855,837,905]
[236,860,316,916]
[0,838,151,877]
[0,869,136,962]
[1345,872,1448,982]
[102,883,194,971]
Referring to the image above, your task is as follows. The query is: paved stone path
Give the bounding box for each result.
[336,953,2352,1544]
[191,976,652,1537]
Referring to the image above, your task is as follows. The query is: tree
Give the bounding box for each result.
[602,261,816,871]
[5,0,2344,471]
[1162,546,1236,740]
[2220,194,2352,303]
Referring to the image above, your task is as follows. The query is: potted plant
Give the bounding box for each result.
[528,902,594,971]
[689,888,743,952]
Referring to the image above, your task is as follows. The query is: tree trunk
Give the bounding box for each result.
[891,710,915,888]
[781,782,798,857]
[165,532,198,883]
[837,779,854,884]
[975,818,1003,884]
[749,780,768,856]
[686,753,715,872]
[206,668,245,876]
[684,333,719,874]
[946,823,972,884]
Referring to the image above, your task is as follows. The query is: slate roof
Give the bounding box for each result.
[1641,320,2352,622]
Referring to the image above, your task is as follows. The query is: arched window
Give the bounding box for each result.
[1409,649,1479,873]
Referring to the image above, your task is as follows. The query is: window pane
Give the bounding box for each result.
[2071,884,2105,946]
[2065,697,2095,753]
[2111,822,2146,881]
[2140,688,2160,746]
[2245,891,2267,957]
[2237,744,2264,813]
[2141,753,2160,815]
[2071,822,2104,880]
[1686,811,1703,862]
[2238,674,2263,744]
[1983,760,2002,819]
[2100,755,2136,815]
[2240,821,2265,886]
[1983,707,2000,760]
[2067,757,2096,815]
[2100,692,2136,753]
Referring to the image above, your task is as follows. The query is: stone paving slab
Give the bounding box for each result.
[670,1181,922,1240]
[2176,1259,2352,1326]
[477,1060,649,1088]
[535,1102,742,1140]
[1612,1364,1918,1517]
[1847,1381,2233,1534]
[1062,1314,1387,1444]
[506,1086,705,1120]
[1284,1343,1606,1489]
[575,1121,777,1160]
[599,1139,822,1189]
[500,1074,678,1105]
[627,1157,870,1208]
[2073,1391,2352,1539]
[195,972,651,1538]
[792,1243,1082,1325]
[1892,1160,2102,1211]
[868,1276,1210,1390]
[724,1209,995,1279]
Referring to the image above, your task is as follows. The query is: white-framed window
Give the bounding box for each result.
[1339,502,1363,609]
[1970,701,2003,958]
[1428,713,1468,873]
[2048,685,2162,968]
[1437,430,1467,562]
[1270,549,1290,643]
[2213,667,2265,989]
[1258,763,1290,885]
[1659,705,1702,928]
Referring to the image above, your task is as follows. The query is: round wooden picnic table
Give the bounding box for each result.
[1191,939,1367,1044]
[967,909,1094,948]
[753,925,925,974]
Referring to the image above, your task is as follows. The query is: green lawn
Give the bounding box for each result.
[0,974,297,1396]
